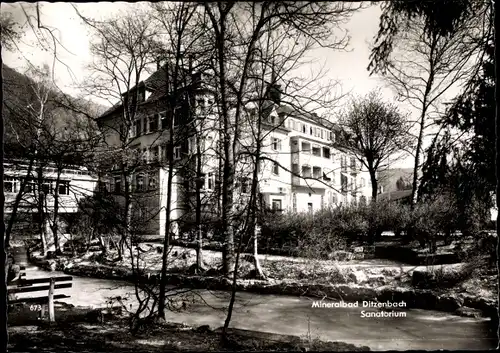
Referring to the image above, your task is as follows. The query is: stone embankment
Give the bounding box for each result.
[29,253,497,324]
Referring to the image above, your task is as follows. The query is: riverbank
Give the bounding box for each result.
[27,246,498,324]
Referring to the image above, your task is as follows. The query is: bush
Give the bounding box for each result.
[260,206,368,259]
[363,201,411,242]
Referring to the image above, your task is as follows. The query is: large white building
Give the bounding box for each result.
[96,63,372,237]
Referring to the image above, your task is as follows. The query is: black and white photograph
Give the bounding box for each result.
[2,1,498,351]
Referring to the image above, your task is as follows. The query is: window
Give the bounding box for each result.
[350,156,356,170]
[4,177,16,193]
[174,112,181,127]
[294,122,300,131]
[301,142,311,153]
[308,203,313,213]
[23,180,34,193]
[161,145,168,162]
[174,146,182,160]
[114,176,121,193]
[196,98,207,115]
[138,88,145,102]
[272,138,281,151]
[241,177,250,194]
[321,129,324,139]
[160,111,168,129]
[207,172,214,190]
[188,138,195,154]
[149,114,158,132]
[292,193,297,213]
[151,146,159,162]
[148,174,157,190]
[313,166,321,179]
[341,156,347,170]
[58,181,69,195]
[134,118,141,137]
[323,147,330,159]
[141,117,146,134]
[272,199,282,213]
[312,146,321,156]
[315,127,320,137]
[136,174,144,192]
[272,162,279,175]
[331,193,338,205]
[142,148,149,163]
[302,165,311,178]
[322,172,331,182]
[302,124,306,133]
[341,174,348,193]
[329,131,334,141]
[41,181,52,195]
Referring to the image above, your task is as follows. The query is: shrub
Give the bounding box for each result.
[363,201,410,238]
[260,206,367,258]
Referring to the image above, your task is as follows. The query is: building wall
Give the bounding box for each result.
[96,72,375,237]
[3,163,97,214]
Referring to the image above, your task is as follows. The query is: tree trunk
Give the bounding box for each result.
[51,168,62,255]
[252,224,266,279]
[195,136,204,274]
[368,168,378,245]
[159,98,177,319]
[98,233,108,255]
[37,165,48,257]
[369,168,378,202]
[410,111,426,207]
[5,158,35,249]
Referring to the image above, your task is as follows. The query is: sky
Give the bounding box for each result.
[1,2,419,168]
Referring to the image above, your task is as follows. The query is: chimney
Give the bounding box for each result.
[268,64,281,105]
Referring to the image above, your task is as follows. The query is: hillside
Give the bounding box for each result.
[2,64,105,159]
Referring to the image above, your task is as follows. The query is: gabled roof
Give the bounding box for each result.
[98,64,195,120]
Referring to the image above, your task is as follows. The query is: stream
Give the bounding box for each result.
[11,248,497,351]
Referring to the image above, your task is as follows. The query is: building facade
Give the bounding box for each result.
[3,160,98,247]
[96,64,373,237]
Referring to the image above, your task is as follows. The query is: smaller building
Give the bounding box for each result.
[4,160,98,249]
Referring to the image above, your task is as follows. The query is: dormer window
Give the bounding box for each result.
[145,90,152,101]
[138,87,145,102]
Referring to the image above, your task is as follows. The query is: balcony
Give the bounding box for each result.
[291,164,328,189]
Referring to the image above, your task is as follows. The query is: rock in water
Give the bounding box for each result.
[348,270,368,284]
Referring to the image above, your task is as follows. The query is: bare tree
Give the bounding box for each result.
[334,91,412,202]
[199,1,363,342]
[74,7,159,259]
[149,1,207,321]
[202,1,360,281]
[370,8,490,205]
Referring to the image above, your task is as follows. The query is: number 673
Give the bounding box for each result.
[30,304,42,311]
